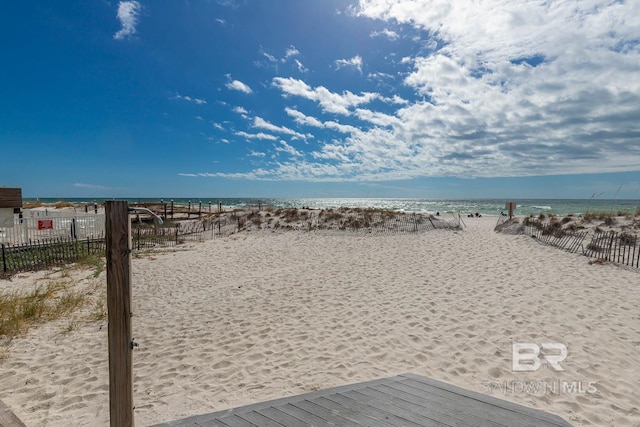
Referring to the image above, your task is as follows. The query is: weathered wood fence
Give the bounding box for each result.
[524,224,588,254]
[583,230,639,268]
[525,223,639,269]
[308,212,457,234]
[202,210,459,234]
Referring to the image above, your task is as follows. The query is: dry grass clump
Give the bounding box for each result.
[319,209,344,222]
[54,201,74,209]
[523,216,543,229]
[619,232,637,246]
[583,211,614,222]
[0,281,86,340]
[22,201,42,209]
[1,255,107,345]
[276,208,305,223]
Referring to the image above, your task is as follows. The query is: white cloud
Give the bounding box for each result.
[262,50,277,62]
[285,108,324,128]
[354,108,401,127]
[294,59,308,73]
[249,150,266,157]
[335,55,363,73]
[73,183,116,190]
[253,117,307,139]
[236,131,278,141]
[226,79,253,94]
[174,94,207,105]
[275,140,303,157]
[232,106,248,115]
[182,1,640,182]
[113,1,141,40]
[283,45,300,61]
[370,28,399,40]
[273,77,378,115]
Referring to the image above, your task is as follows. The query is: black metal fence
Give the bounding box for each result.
[1,222,211,275]
[1,236,106,274]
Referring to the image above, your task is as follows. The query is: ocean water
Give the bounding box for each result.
[23,197,640,217]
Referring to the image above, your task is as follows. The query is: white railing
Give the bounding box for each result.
[0,212,105,245]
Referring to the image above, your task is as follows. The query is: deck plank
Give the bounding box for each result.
[151,373,572,426]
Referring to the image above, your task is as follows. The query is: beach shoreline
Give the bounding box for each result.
[0,216,639,426]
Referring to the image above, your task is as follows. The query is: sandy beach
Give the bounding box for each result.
[1,215,639,426]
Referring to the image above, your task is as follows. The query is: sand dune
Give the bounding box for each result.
[1,216,639,426]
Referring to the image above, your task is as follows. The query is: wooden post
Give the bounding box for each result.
[105,201,134,427]
[505,202,516,219]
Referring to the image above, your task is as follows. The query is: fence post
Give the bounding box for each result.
[71,218,77,240]
[105,201,134,427]
[1,244,6,273]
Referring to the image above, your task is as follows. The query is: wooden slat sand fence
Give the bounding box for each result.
[311,211,457,234]
[197,210,459,236]
[524,223,588,254]
[525,222,639,269]
[584,230,639,268]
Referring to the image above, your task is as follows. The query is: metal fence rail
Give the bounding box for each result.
[1,236,106,274]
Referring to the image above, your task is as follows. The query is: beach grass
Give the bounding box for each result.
[0,281,86,340]
[0,254,106,342]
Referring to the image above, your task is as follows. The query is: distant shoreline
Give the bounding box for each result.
[19,197,640,217]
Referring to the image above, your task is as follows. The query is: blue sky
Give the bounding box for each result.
[2,0,640,200]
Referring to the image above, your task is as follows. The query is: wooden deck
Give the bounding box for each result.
[152,373,571,426]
